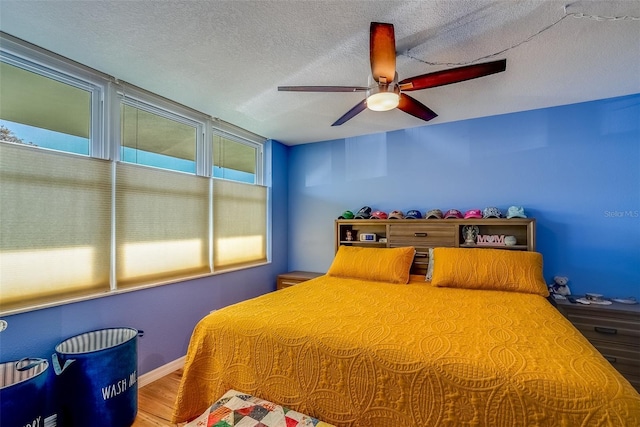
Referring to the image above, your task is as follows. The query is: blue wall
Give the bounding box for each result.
[288,94,640,299]
[0,139,290,375]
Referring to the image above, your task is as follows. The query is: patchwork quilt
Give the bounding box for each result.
[184,389,334,427]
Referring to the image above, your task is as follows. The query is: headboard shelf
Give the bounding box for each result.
[335,218,537,275]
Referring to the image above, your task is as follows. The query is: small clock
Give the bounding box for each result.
[359,233,377,242]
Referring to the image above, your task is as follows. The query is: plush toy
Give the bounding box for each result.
[549,276,571,296]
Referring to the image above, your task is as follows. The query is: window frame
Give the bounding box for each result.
[116,85,207,174]
[0,32,109,159]
[211,127,264,185]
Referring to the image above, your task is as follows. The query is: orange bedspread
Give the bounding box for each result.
[173,275,640,426]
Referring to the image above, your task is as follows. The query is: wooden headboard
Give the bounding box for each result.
[335,218,536,276]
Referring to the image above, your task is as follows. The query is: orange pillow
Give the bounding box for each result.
[430,247,549,296]
[327,246,415,284]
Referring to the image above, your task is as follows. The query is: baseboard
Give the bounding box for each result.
[139,355,186,388]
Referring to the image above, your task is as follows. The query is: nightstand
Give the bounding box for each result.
[276,271,323,290]
[555,298,640,392]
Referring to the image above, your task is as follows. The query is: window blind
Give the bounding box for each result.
[115,163,210,287]
[213,180,267,269]
[213,134,256,177]
[121,103,198,171]
[0,61,91,140]
[0,143,111,311]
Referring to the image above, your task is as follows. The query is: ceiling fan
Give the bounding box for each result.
[278,22,507,126]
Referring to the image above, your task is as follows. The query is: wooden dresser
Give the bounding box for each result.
[335,218,536,275]
[555,299,640,392]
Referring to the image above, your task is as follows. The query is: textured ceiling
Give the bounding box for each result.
[0,0,638,146]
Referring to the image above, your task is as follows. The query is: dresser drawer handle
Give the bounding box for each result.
[414,252,427,258]
[280,281,299,286]
[603,355,617,364]
[414,232,427,237]
[594,326,617,335]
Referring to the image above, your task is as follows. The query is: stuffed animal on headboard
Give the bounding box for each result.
[549,276,571,296]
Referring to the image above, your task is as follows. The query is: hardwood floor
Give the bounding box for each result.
[132,369,183,427]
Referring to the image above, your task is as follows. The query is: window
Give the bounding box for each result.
[121,102,199,174]
[0,33,268,315]
[211,130,266,271]
[0,143,112,311]
[213,179,267,270]
[115,163,211,287]
[0,58,94,155]
[213,134,259,184]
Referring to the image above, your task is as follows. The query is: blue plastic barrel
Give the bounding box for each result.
[53,327,138,427]
[0,358,50,427]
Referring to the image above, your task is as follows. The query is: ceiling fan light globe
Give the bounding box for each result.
[367,92,400,111]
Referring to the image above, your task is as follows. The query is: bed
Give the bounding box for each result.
[172,246,640,426]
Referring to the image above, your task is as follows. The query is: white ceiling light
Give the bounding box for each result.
[367,87,400,111]
[366,74,400,111]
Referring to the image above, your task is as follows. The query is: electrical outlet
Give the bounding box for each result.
[0,319,7,332]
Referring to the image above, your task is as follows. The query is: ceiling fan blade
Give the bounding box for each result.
[278,86,368,92]
[370,22,396,83]
[398,93,438,122]
[332,99,367,126]
[399,59,507,91]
